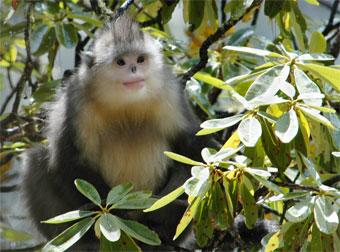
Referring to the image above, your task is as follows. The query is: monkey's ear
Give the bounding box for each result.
[82,51,95,68]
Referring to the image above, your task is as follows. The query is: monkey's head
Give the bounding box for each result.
[80,15,168,110]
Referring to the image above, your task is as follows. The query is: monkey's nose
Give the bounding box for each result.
[131,66,137,73]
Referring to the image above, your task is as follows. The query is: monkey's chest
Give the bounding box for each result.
[97,136,171,191]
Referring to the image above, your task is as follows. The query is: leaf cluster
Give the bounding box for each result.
[41,180,160,252]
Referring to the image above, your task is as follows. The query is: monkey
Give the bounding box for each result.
[22,15,275,251]
[22,14,214,251]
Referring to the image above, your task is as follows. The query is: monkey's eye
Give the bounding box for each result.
[137,56,145,64]
[116,59,125,66]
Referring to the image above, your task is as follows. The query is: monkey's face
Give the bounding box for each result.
[112,54,149,91]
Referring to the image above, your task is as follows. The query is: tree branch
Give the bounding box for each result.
[180,0,264,84]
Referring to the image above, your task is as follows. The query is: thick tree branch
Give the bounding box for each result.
[180,0,264,84]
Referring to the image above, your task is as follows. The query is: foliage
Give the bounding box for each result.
[42,180,159,251]
[1,0,340,251]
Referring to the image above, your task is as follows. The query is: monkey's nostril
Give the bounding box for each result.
[131,66,137,73]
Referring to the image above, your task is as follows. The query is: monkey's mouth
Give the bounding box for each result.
[122,79,145,90]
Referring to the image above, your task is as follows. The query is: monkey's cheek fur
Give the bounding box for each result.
[122,79,145,90]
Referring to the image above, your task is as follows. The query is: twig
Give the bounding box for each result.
[322,0,339,36]
[323,174,340,186]
[11,3,34,113]
[272,181,317,192]
[180,0,264,84]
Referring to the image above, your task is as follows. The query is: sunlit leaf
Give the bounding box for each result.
[275,109,299,143]
[164,151,204,166]
[144,186,184,212]
[298,64,340,92]
[299,106,336,130]
[99,214,121,242]
[245,65,287,101]
[238,117,262,147]
[294,68,322,107]
[223,45,286,59]
[286,196,315,222]
[194,72,232,90]
[42,210,95,224]
[183,167,210,197]
[314,196,339,234]
[200,114,243,129]
[174,197,201,239]
[42,217,95,252]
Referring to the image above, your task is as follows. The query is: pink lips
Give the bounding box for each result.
[122,79,145,90]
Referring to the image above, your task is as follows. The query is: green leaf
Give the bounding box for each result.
[193,197,214,247]
[298,64,340,92]
[74,179,101,206]
[113,198,156,210]
[294,68,322,107]
[99,214,121,242]
[299,106,336,130]
[55,22,78,48]
[285,196,315,222]
[66,12,103,27]
[42,217,95,252]
[223,45,286,59]
[0,225,33,242]
[314,196,339,234]
[33,80,60,103]
[32,26,56,56]
[230,0,254,19]
[100,231,141,252]
[200,114,243,129]
[188,0,205,31]
[240,178,257,229]
[252,175,283,194]
[160,0,178,24]
[194,72,232,90]
[183,167,210,197]
[208,181,229,230]
[42,210,95,224]
[311,223,336,252]
[264,0,286,18]
[289,2,307,52]
[115,216,161,245]
[164,151,204,166]
[275,109,299,143]
[144,186,185,212]
[107,183,134,206]
[196,128,224,136]
[300,154,322,186]
[238,117,262,147]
